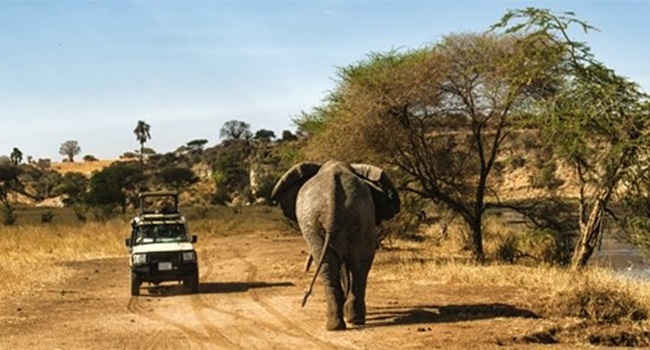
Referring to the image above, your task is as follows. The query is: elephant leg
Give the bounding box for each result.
[344,254,374,326]
[321,251,346,331]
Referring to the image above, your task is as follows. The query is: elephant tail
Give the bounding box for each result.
[304,254,313,272]
[301,232,332,308]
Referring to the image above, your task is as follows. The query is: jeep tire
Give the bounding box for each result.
[184,271,199,294]
[131,272,141,296]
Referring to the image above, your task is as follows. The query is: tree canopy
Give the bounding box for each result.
[296,8,650,265]
[59,140,81,163]
[220,120,253,141]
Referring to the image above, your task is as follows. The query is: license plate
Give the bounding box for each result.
[158,262,172,271]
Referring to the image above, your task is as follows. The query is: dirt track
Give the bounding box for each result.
[0,232,605,349]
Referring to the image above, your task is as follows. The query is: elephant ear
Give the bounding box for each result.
[351,164,401,224]
[271,162,321,222]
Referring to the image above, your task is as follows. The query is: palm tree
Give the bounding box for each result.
[10,147,22,165]
[133,120,151,183]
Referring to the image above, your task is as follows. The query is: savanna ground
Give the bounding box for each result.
[2,206,650,349]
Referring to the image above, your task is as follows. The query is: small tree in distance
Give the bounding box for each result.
[10,147,22,165]
[59,140,81,162]
[186,139,208,154]
[220,120,252,141]
[133,120,151,188]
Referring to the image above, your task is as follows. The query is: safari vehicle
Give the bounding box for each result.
[125,191,199,296]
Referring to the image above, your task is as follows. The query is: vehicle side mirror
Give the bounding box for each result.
[192,235,197,243]
[125,238,131,247]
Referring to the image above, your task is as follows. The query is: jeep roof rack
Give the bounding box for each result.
[138,191,179,216]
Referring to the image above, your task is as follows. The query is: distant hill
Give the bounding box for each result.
[51,160,116,176]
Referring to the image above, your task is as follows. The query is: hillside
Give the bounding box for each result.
[51,160,115,176]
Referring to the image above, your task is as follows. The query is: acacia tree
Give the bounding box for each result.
[298,32,560,262]
[59,140,81,162]
[88,162,142,214]
[492,8,650,269]
[220,120,253,141]
[186,139,208,154]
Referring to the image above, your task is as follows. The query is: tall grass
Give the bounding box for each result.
[0,218,129,296]
[0,206,295,297]
[374,219,650,324]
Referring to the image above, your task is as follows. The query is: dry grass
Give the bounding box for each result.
[374,223,650,326]
[4,204,650,329]
[51,160,114,176]
[0,219,129,297]
[0,206,293,298]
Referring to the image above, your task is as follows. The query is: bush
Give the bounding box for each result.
[41,211,54,223]
[493,234,519,263]
[2,206,16,226]
[550,282,648,323]
[83,155,98,162]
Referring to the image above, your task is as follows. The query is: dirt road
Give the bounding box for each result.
[0,232,602,349]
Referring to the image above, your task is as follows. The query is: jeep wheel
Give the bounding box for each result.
[185,273,199,294]
[131,272,141,296]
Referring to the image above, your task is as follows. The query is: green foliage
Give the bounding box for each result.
[280,130,298,142]
[254,129,275,141]
[53,172,88,205]
[19,166,61,201]
[296,29,562,261]
[0,164,21,206]
[157,166,198,191]
[133,120,151,145]
[220,120,252,141]
[212,145,249,194]
[493,8,650,268]
[186,139,208,154]
[530,161,563,190]
[10,147,22,165]
[83,154,98,162]
[87,162,141,213]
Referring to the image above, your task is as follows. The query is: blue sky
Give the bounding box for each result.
[1,1,648,161]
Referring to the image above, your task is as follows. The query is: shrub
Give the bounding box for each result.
[550,282,648,323]
[2,206,16,226]
[41,211,54,223]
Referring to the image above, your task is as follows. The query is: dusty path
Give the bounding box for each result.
[0,232,603,349]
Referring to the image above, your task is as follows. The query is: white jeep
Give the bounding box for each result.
[125,192,199,296]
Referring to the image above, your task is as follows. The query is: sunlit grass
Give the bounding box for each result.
[374,221,650,324]
[0,219,129,296]
[5,204,650,327]
[0,206,295,297]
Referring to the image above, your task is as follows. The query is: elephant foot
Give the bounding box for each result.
[344,300,366,325]
[345,314,366,326]
[326,317,346,331]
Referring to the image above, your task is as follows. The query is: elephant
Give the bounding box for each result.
[271,160,400,330]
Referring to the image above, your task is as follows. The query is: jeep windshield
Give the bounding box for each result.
[134,223,190,244]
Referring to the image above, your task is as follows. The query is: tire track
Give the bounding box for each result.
[190,247,285,344]
[127,296,232,349]
[227,243,341,350]
[126,297,168,350]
